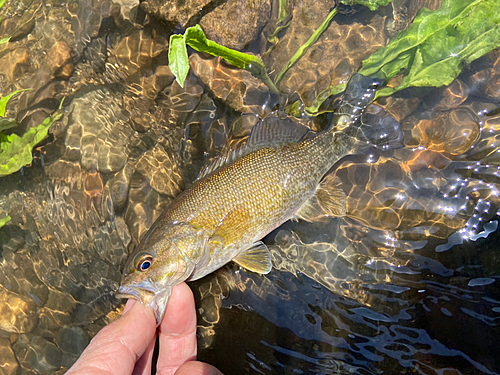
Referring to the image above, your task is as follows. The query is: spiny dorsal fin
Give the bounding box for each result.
[246,116,310,150]
[196,116,310,180]
[233,241,272,274]
[295,174,346,223]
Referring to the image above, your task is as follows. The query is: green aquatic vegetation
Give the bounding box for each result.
[0,0,9,45]
[0,91,63,177]
[304,0,500,114]
[0,110,63,177]
[340,0,393,11]
[0,89,30,117]
[0,215,10,229]
[266,0,291,46]
[360,0,500,98]
[168,25,279,94]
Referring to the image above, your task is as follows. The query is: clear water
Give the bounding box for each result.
[0,0,499,374]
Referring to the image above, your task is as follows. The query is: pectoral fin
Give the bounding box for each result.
[295,174,346,222]
[233,241,272,274]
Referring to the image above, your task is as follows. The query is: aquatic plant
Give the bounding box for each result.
[308,0,500,113]
[0,91,63,179]
[169,25,278,94]
[168,0,500,117]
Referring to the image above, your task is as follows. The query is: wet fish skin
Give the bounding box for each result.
[117,74,401,324]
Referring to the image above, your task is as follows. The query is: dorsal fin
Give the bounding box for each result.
[246,116,310,149]
[196,116,310,180]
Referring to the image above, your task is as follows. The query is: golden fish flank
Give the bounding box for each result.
[116,74,403,324]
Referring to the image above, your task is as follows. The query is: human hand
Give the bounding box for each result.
[67,282,223,375]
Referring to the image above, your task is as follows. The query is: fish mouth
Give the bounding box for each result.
[115,285,153,301]
[116,284,172,325]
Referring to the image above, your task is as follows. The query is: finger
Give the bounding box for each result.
[132,333,156,375]
[156,282,197,375]
[67,299,156,375]
[175,361,224,375]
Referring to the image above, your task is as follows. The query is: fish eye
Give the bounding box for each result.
[135,254,154,272]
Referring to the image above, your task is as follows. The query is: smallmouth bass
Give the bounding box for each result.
[116,74,403,323]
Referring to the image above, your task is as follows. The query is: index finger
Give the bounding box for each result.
[156,282,198,374]
[67,299,156,375]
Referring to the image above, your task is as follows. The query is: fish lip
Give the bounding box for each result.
[115,285,148,301]
[115,284,172,325]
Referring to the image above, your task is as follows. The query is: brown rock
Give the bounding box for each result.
[112,31,165,79]
[49,41,74,79]
[0,286,38,334]
[263,0,386,107]
[190,54,271,114]
[0,48,30,83]
[423,79,469,112]
[140,0,212,28]
[0,338,19,375]
[200,0,272,50]
[411,107,480,155]
[135,145,184,197]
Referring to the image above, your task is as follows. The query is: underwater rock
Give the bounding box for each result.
[49,41,75,79]
[135,145,184,198]
[0,286,38,334]
[124,173,170,244]
[111,30,165,80]
[190,54,272,115]
[138,65,175,101]
[104,163,135,210]
[83,171,104,213]
[68,0,114,56]
[263,0,386,106]
[0,338,18,375]
[200,0,272,50]
[13,334,62,374]
[140,0,212,28]
[422,79,469,112]
[64,89,134,173]
[1,183,129,349]
[467,51,500,101]
[375,96,422,123]
[0,48,30,83]
[0,248,49,308]
[113,0,140,23]
[45,160,84,189]
[411,107,480,155]
[55,326,90,368]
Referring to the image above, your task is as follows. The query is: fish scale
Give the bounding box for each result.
[116,74,403,324]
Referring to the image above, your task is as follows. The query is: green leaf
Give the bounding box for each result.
[0,215,10,229]
[0,36,10,45]
[168,25,279,94]
[0,117,16,132]
[0,0,6,9]
[168,34,189,88]
[0,110,63,176]
[305,0,500,114]
[359,0,500,98]
[341,0,393,11]
[0,89,30,118]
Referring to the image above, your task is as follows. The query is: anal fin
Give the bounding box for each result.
[295,174,346,223]
[233,241,272,274]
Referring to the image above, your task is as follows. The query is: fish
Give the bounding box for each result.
[116,74,403,324]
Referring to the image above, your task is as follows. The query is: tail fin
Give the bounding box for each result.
[335,73,404,151]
